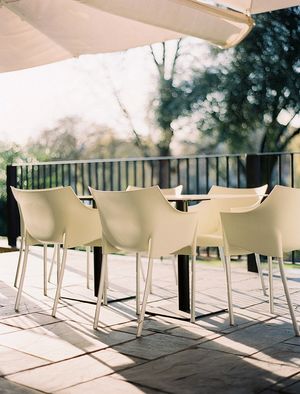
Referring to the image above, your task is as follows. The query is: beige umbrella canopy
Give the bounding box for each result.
[217,0,299,14]
[0,0,298,73]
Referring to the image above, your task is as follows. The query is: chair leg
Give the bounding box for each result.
[86,246,91,289]
[218,247,226,270]
[137,257,154,337]
[140,259,146,282]
[103,261,108,306]
[15,245,29,312]
[268,256,274,314]
[14,236,25,288]
[255,253,267,296]
[56,244,61,284]
[190,255,196,323]
[224,254,234,326]
[136,252,141,315]
[52,247,67,317]
[278,257,300,336]
[93,254,108,330]
[48,244,57,283]
[43,244,48,296]
[172,255,178,285]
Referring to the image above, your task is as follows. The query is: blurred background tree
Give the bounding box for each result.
[183,7,300,154]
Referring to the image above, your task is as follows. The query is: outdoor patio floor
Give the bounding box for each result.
[1,245,300,393]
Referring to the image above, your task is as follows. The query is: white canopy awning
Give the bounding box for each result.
[0,0,298,73]
[217,0,299,14]
[0,0,253,73]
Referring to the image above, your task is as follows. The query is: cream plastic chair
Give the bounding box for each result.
[189,185,268,296]
[126,184,183,284]
[220,185,300,336]
[90,186,200,337]
[13,195,62,295]
[11,186,102,314]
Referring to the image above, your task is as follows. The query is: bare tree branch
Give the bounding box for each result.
[162,42,166,77]
[150,44,164,79]
[170,39,182,80]
[105,70,150,157]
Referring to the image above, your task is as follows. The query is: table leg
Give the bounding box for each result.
[93,246,102,297]
[177,254,190,312]
[176,200,190,313]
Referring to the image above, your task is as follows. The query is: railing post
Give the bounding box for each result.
[6,165,19,247]
[159,159,169,188]
[246,154,261,272]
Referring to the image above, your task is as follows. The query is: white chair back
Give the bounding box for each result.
[90,186,197,258]
[12,186,101,248]
[221,185,300,257]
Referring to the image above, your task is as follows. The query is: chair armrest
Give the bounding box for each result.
[65,202,102,248]
[220,209,281,257]
[150,210,198,258]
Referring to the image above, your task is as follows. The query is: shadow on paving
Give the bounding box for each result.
[0,254,300,393]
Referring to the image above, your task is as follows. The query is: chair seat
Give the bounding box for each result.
[197,232,223,247]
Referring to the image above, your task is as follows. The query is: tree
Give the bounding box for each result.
[110,39,207,185]
[185,7,300,155]
[0,142,27,235]
[26,116,143,162]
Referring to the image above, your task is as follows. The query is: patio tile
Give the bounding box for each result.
[1,312,59,330]
[269,373,300,393]
[165,323,220,341]
[197,317,296,356]
[112,332,196,360]
[249,342,300,368]
[119,347,299,394]
[0,322,85,362]
[0,322,20,335]
[111,317,175,336]
[7,349,144,393]
[0,377,42,393]
[0,319,136,363]
[56,375,164,394]
[54,300,138,327]
[0,346,49,377]
[1,247,300,393]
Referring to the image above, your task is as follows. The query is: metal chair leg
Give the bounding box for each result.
[52,247,67,317]
[93,254,108,329]
[136,252,141,315]
[15,245,29,312]
[172,254,178,285]
[14,236,25,288]
[255,253,267,296]
[86,246,91,289]
[43,244,48,296]
[268,256,274,314]
[137,257,154,337]
[278,257,300,336]
[224,254,234,326]
[48,244,57,283]
[190,255,196,323]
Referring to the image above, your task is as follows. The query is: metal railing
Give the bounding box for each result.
[6,151,300,264]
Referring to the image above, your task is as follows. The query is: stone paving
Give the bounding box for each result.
[1,244,300,393]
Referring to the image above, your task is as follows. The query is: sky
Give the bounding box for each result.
[0,45,157,145]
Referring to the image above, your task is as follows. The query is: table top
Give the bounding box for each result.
[164,193,267,201]
[79,193,267,202]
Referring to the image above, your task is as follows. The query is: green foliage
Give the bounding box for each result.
[185,7,300,153]
[0,142,28,235]
[26,117,142,162]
